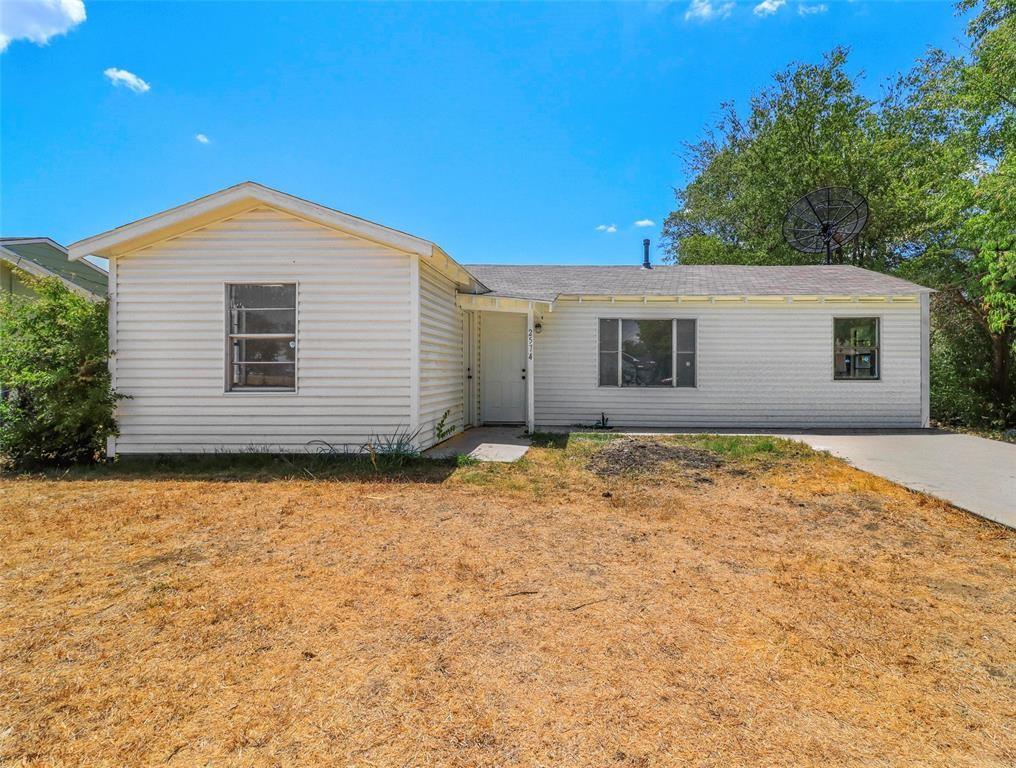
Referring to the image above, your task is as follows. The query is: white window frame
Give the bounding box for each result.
[832,315,881,382]
[597,317,697,388]
[224,282,299,394]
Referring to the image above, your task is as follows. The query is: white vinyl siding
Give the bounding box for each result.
[533,300,922,428]
[418,260,465,448]
[113,207,413,453]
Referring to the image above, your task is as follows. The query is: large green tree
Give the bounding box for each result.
[662,0,1014,427]
[898,0,1014,419]
[660,47,968,270]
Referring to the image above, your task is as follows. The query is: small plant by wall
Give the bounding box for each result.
[307,424,423,469]
[435,410,455,442]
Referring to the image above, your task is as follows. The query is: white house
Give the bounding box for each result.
[68,182,932,456]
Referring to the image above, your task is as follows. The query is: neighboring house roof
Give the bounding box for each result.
[67,181,482,291]
[1,238,107,299]
[463,264,933,302]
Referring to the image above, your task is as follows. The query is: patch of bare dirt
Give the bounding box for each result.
[586,436,723,477]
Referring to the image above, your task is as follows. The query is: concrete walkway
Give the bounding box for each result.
[783,431,1015,529]
[425,427,531,462]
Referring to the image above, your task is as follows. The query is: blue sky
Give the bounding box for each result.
[2,1,965,266]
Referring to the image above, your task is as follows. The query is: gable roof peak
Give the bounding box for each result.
[67,182,479,290]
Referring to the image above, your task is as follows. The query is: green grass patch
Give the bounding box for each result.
[569,431,626,444]
[697,436,778,457]
[673,434,814,460]
[562,432,815,462]
[10,451,460,484]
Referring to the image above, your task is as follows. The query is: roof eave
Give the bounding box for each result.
[554,292,928,302]
[1,236,65,252]
[0,246,106,301]
[429,245,488,292]
[456,293,554,313]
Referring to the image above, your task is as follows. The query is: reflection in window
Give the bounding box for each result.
[834,317,879,380]
[227,283,297,391]
[598,318,696,388]
[622,319,672,387]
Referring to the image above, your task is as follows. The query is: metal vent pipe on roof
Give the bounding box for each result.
[642,238,652,269]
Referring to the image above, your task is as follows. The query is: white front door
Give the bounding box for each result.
[481,313,527,424]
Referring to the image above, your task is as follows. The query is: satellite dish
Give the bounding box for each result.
[782,187,869,264]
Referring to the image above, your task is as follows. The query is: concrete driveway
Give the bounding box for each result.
[786,431,1015,528]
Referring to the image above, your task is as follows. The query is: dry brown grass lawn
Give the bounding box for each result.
[1,435,1013,767]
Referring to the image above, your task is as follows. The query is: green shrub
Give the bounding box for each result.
[0,275,119,467]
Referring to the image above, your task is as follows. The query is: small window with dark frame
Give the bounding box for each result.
[834,317,879,380]
[598,318,696,388]
[227,283,297,391]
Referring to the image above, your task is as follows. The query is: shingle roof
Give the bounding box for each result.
[462,264,931,302]
[1,238,107,296]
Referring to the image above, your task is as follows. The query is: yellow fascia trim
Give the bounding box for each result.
[456,293,552,314]
[745,295,787,304]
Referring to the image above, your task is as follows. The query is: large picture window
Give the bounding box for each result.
[226,283,297,391]
[598,318,696,387]
[834,317,879,380]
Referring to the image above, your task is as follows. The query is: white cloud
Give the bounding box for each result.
[0,0,85,52]
[595,224,618,234]
[634,219,655,228]
[797,3,828,14]
[753,0,785,16]
[684,0,734,22]
[195,133,210,144]
[104,67,150,93]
